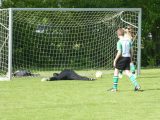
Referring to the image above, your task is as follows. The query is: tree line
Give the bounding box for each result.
[1,0,160,67]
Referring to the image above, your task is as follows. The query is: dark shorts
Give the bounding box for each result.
[116,57,131,70]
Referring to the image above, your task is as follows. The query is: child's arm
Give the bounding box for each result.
[113,51,121,67]
[114,40,122,67]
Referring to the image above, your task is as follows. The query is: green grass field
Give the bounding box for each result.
[0,69,160,120]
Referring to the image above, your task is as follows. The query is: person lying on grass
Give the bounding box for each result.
[13,70,39,77]
[41,69,95,81]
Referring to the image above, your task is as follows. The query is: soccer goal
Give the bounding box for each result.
[0,8,141,80]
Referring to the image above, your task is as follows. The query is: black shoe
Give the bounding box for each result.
[134,86,141,91]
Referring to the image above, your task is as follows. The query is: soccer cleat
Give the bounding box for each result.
[134,85,141,91]
[111,89,117,92]
[107,88,117,92]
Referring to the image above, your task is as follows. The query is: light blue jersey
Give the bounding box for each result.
[117,37,132,57]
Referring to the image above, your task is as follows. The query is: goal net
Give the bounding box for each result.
[0,8,141,80]
[0,9,9,80]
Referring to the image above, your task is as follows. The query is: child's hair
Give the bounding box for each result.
[117,28,124,36]
[126,26,135,38]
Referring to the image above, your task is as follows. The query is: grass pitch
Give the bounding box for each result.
[0,69,160,120]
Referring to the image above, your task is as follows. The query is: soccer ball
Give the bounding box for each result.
[41,78,49,81]
[95,71,102,78]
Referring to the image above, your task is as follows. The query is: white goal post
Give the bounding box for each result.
[0,8,141,80]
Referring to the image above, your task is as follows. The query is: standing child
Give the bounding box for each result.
[109,28,140,92]
[118,26,136,78]
[125,26,136,75]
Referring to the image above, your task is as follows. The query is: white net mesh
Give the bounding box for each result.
[0,9,140,78]
[0,9,9,78]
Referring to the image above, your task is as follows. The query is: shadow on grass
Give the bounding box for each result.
[118,90,144,92]
[142,88,160,91]
[107,88,145,92]
[139,76,160,79]
[118,88,160,92]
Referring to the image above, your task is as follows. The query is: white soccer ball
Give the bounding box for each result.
[41,78,49,82]
[95,71,103,78]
